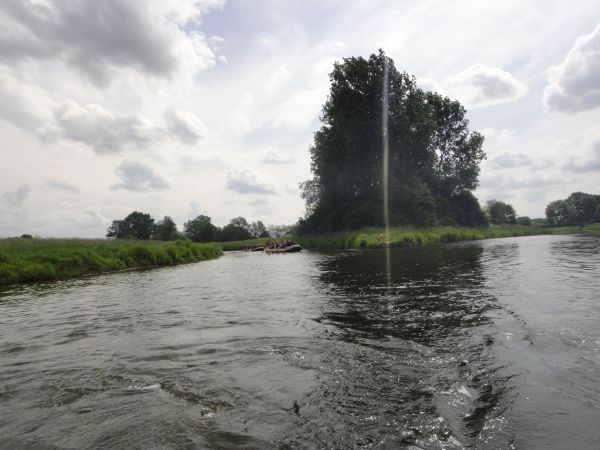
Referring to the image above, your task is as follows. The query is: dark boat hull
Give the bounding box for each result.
[264,245,302,253]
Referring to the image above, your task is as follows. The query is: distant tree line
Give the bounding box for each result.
[298,50,488,234]
[545,192,600,226]
[482,192,600,228]
[106,212,280,242]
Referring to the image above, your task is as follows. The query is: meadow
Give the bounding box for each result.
[0,238,222,286]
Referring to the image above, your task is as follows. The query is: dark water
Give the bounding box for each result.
[1,234,599,449]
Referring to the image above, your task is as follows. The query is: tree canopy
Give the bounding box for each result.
[184,215,216,243]
[485,200,517,225]
[298,50,486,233]
[545,192,600,225]
[154,216,179,241]
[107,211,155,240]
[107,211,279,242]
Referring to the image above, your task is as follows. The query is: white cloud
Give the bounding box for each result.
[544,23,600,113]
[417,77,442,93]
[46,180,80,193]
[0,0,224,86]
[112,160,171,191]
[563,126,600,172]
[178,155,228,171]
[73,207,109,229]
[489,153,532,169]
[166,108,208,144]
[260,149,294,165]
[226,169,276,195]
[480,174,570,191]
[0,68,53,129]
[2,184,31,207]
[443,63,527,108]
[41,99,161,154]
[480,127,516,147]
[264,65,292,97]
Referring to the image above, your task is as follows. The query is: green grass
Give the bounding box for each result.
[0,239,222,286]
[581,223,600,234]
[293,224,584,250]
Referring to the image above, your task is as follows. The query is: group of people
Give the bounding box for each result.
[242,240,299,252]
[265,240,296,249]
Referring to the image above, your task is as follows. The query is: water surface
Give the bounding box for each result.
[1,234,599,449]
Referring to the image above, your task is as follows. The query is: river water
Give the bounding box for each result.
[0,234,599,449]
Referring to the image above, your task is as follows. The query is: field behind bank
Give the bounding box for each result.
[0,239,222,286]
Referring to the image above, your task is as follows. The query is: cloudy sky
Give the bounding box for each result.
[1,0,599,237]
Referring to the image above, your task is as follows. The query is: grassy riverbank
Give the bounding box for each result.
[219,224,585,251]
[581,223,600,234]
[296,225,584,249]
[0,239,222,286]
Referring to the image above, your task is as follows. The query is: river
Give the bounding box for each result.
[1,234,599,449]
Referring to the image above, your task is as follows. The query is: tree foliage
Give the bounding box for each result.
[107,211,155,240]
[516,216,531,226]
[566,192,598,224]
[545,192,599,225]
[106,211,276,243]
[184,215,216,243]
[248,220,269,238]
[216,217,251,241]
[485,200,517,225]
[154,216,179,241]
[545,200,576,226]
[298,50,486,233]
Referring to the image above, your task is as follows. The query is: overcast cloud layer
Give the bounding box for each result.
[1,0,600,237]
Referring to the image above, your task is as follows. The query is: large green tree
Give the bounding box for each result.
[154,216,179,241]
[299,50,486,233]
[184,215,216,242]
[249,220,269,238]
[566,192,597,224]
[216,217,252,242]
[106,211,154,240]
[545,200,576,226]
[485,200,517,225]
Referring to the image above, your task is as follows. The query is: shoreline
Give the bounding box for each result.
[0,239,222,287]
[2,224,597,286]
[219,224,598,251]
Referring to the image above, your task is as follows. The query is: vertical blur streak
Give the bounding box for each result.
[382,59,391,285]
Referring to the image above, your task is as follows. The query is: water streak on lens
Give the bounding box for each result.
[382,58,391,285]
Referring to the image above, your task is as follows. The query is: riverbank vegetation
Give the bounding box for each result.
[217,224,591,251]
[0,239,222,286]
[295,225,584,249]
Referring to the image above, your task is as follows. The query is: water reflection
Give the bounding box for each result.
[284,245,516,449]
[316,245,496,345]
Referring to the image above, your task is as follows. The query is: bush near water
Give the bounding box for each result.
[0,239,222,286]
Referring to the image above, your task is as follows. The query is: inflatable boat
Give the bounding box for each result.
[264,244,302,253]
